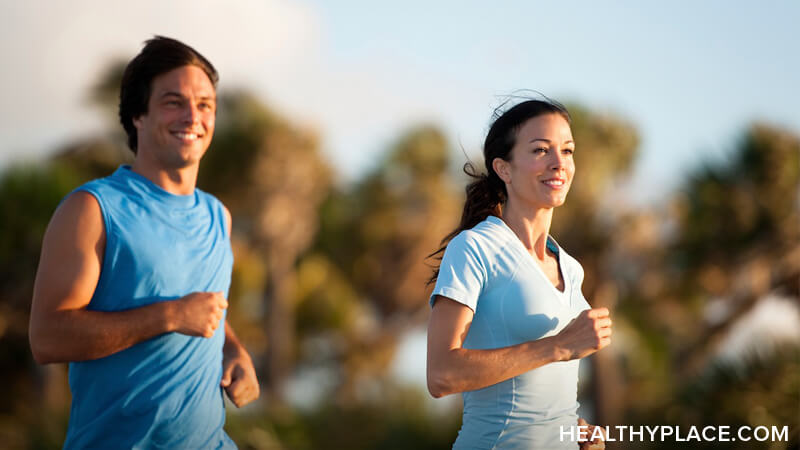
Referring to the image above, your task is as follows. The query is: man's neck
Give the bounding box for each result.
[131,157,199,196]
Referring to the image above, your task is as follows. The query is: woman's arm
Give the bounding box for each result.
[426,295,611,398]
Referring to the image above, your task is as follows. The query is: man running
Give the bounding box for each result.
[29,36,259,449]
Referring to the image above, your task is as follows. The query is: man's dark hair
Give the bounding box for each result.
[119,36,219,153]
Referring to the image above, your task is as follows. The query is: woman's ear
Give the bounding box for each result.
[492,157,511,184]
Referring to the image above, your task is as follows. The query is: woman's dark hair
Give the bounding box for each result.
[119,36,219,153]
[427,98,571,285]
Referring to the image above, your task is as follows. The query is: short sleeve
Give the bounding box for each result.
[430,231,487,312]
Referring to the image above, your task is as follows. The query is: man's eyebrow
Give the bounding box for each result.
[158,91,216,101]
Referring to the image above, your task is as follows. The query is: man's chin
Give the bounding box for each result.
[174,147,209,166]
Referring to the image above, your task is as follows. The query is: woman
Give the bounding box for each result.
[427,99,611,449]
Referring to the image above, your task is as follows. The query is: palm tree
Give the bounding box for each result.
[199,91,333,401]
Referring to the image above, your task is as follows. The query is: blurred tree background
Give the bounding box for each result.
[0,62,797,449]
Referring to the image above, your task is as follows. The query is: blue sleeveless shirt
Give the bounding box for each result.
[63,166,236,449]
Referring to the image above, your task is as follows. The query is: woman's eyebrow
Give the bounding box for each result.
[528,138,574,144]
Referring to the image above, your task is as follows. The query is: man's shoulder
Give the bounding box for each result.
[71,169,122,198]
[194,187,228,215]
[194,187,222,204]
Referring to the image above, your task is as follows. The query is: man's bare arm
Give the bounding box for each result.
[221,320,260,407]
[218,206,260,407]
[29,191,227,364]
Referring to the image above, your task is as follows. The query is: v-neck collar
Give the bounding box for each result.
[486,215,570,298]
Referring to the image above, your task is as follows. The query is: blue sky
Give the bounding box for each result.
[1,1,798,205]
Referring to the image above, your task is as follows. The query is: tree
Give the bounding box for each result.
[309,125,461,403]
[552,104,640,429]
[199,91,333,401]
[612,123,800,444]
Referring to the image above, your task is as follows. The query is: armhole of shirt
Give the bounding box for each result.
[72,186,112,304]
[206,193,230,239]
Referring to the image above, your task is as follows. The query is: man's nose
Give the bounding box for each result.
[182,103,200,124]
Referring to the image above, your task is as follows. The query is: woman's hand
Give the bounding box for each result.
[578,417,606,449]
[554,308,612,361]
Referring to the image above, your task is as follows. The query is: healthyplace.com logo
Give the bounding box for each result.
[560,425,790,443]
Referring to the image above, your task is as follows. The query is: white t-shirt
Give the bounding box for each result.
[431,215,590,449]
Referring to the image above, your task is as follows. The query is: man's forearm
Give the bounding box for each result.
[30,301,175,364]
[223,319,247,356]
[221,319,260,407]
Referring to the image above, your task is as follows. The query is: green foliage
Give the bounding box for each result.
[0,163,81,311]
[294,253,362,335]
[313,125,459,317]
[551,104,640,294]
[679,344,799,437]
[675,124,799,268]
[198,91,279,207]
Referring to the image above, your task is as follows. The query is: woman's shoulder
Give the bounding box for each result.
[447,216,511,255]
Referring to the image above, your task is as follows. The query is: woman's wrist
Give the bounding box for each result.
[546,335,570,362]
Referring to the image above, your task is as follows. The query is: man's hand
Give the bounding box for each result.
[578,417,606,450]
[169,292,228,337]
[221,327,260,408]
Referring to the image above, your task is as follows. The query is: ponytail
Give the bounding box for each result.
[426,161,506,285]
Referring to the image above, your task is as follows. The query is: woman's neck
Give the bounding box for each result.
[500,201,553,261]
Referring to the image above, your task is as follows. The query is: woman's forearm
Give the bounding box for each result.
[427,335,563,397]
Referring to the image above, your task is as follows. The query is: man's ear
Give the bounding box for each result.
[492,157,511,184]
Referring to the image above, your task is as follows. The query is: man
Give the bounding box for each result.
[29,36,259,449]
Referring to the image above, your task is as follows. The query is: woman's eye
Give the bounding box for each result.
[563,148,574,155]
[533,147,548,154]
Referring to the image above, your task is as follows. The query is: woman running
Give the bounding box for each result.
[427,98,611,449]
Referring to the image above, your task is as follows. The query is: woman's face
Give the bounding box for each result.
[494,113,575,210]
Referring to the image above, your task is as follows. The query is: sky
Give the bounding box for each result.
[1,0,798,207]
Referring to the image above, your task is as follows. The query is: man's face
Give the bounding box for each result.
[133,65,216,169]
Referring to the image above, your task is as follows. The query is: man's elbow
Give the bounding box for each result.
[427,384,445,399]
[29,325,59,365]
[30,339,55,365]
[426,368,454,399]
